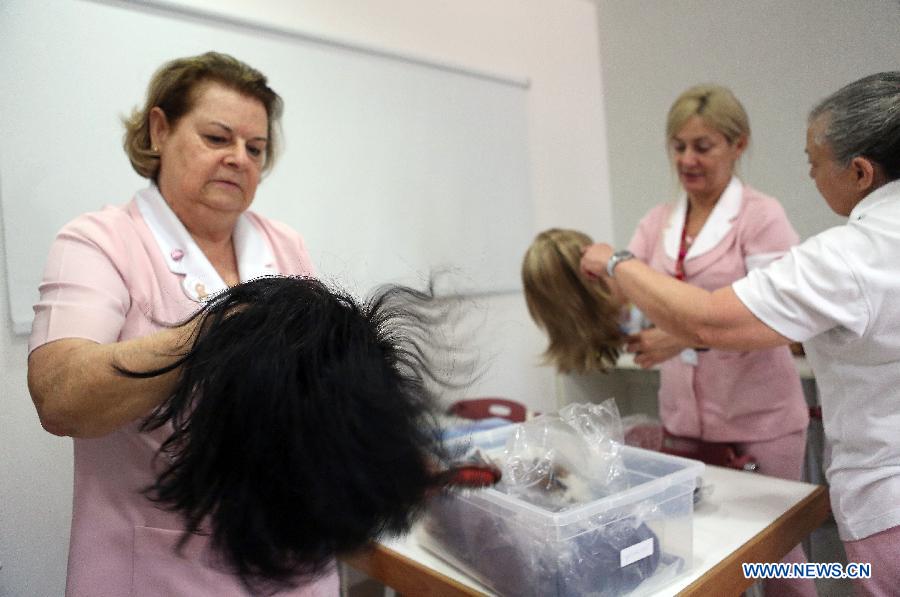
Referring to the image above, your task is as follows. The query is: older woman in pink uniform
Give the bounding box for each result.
[621,85,814,596]
[26,53,337,596]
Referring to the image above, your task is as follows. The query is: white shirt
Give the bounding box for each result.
[733,179,900,541]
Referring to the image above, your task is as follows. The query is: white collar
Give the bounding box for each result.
[135,185,276,302]
[849,179,900,222]
[663,176,743,259]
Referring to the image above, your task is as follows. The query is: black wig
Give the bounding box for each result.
[118,276,456,593]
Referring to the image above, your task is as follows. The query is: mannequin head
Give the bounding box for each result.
[119,276,454,593]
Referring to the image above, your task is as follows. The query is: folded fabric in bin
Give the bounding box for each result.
[557,518,661,597]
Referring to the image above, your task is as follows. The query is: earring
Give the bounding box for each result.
[152,145,159,154]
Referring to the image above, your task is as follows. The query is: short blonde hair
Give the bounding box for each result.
[122,51,283,182]
[666,84,750,147]
[522,229,623,373]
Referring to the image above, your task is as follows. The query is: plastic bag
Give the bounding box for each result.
[500,399,627,510]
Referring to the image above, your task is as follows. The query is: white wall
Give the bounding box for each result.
[594,0,900,247]
[0,2,611,595]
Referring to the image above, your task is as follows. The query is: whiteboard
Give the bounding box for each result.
[0,0,533,334]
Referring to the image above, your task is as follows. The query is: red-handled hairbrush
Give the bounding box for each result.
[436,463,502,489]
[430,449,502,491]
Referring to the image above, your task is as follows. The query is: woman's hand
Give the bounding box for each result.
[625,327,687,369]
[580,243,615,279]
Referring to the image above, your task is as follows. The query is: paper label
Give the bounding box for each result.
[620,538,654,567]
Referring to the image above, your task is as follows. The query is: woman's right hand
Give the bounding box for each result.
[625,327,687,369]
[579,243,615,279]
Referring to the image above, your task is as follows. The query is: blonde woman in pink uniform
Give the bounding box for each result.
[620,85,814,596]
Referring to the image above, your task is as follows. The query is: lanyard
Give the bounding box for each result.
[674,204,691,281]
[674,205,711,360]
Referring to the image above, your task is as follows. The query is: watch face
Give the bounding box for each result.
[607,251,634,277]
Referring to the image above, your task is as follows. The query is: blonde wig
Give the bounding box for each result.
[522,229,623,373]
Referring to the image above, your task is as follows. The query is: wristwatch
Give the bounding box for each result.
[606,249,635,277]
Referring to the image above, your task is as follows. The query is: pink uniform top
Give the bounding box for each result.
[30,186,338,596]
[627,178,809,442]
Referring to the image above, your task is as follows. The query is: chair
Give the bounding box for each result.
[660,431,759,471]
[624,417,759,472]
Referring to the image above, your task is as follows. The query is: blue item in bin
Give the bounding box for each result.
[442,417,515,441]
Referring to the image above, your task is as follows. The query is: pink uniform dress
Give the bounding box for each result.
[630,178,816,596]
[29,186,339,597]
[627,178,809,447]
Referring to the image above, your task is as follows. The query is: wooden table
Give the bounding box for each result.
[343,465,830,596]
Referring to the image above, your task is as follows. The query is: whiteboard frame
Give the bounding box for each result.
[117,0,531,90]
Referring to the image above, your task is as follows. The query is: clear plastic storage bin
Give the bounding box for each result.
[419,425,704,596]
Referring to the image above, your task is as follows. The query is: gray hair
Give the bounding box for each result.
[809,71,900,180]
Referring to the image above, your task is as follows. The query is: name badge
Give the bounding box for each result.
[680,348,698,366]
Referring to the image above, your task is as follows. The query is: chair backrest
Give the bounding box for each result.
[447,398,528,423]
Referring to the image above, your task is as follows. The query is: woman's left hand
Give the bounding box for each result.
[580,243,615,279]
[625,327,687,368]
